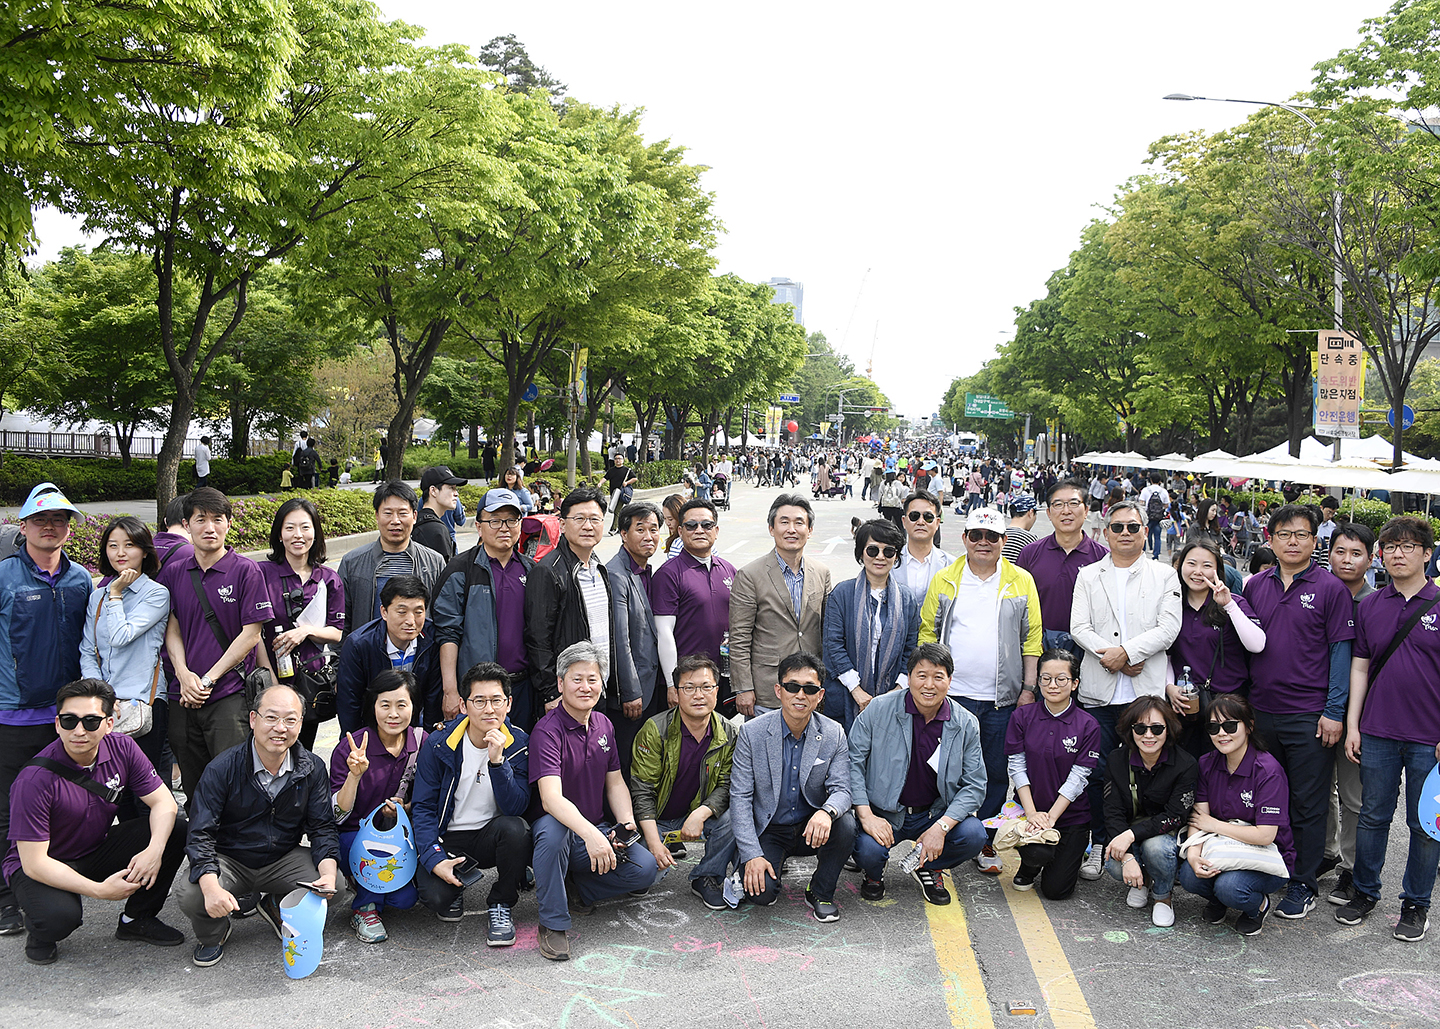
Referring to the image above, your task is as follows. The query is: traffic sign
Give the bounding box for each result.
[964,393,1014,419]
[1388,404,1416,430]
[777,393,801,404]
[521,382,539,402]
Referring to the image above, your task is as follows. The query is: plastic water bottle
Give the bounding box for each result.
[719,632,731,680]
[1177,665,1196,704]
[273,625,294,678]
[899,841,927,875]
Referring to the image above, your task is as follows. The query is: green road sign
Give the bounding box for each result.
[964,393,1014,419]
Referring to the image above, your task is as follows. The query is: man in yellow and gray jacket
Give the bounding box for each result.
[919,507,1043,873]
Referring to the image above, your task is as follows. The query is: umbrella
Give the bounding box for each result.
[538,458,555,471]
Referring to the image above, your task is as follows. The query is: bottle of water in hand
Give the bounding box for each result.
[1176,665,1197,713]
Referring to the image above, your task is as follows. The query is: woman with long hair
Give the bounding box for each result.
[1185,498,1226,549]
[500,467,535,514]
[661,493,686,559]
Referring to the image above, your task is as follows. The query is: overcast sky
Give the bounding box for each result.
[32,0,1395,420]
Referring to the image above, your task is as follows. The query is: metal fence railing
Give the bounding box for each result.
[0,432,277,460]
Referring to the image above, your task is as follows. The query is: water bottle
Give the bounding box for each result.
[1176,665,1196,711]
[899,841,927,874]
[719,631,732,692]
[273,625,294,678]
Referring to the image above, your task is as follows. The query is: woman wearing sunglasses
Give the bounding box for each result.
[1178,693,1294,936]
[822,519,919,733]
[1102,697,1196,926]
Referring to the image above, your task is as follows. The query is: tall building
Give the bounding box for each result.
[767,277,803,325]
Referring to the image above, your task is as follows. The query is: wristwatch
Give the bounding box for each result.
[822,804,841,822]
[199,676,214,690]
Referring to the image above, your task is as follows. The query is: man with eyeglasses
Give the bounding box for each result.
[433,489,538,730]
[607,502,666,773]
[5,678,187,964]
[919,507,1043,874]
[897,489,952,602]
[412,662,532,945]
[629,655,738,907]
[729,494,831,719]
[1070,499,1181,882]
[652,498,738,710]
[726,651,855,921]
[178,683,342,967]
[1015,479,1108,658]
[337,575,438,733]
[525,488,618,715]
[1242,502,1355,921]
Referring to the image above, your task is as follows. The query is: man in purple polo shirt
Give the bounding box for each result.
[1241,502,1355,921]
[653,498,738,709]
[158,488,273,799]
[529,641,658,962]
[1338,516,1440,942]
[1015,479,1107,663]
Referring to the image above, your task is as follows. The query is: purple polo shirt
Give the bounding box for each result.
[529,705,620,824]
[651,550,737,664]
[258,560,345,674]
[156,547,272,702]
[1354,581,1440,745]
[1242,562,1355,714]
[898,692,948,809]
[1168,596,1261,694]
[1196,746,1295,873]
[329,727,426,833]
[3,733,162,881]
[659,721,712,821]
[491,555,528,675]
[627,551,654,603]
[1014,534,1108,632]
[1004,699,1101,828]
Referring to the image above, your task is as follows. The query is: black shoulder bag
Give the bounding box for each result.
[29,756,123,805]
[1369,594,1440,683]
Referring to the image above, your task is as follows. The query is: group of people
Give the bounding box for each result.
[3,463,1439,977]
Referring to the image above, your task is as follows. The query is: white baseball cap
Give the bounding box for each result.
[965,508,1007,534]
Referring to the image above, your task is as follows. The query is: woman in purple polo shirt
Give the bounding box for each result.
[330,669,426,944]
[1165,541,1266,757]
[257,498,345,750]
[1005,649,1102,899]
[1178,693,1295,936]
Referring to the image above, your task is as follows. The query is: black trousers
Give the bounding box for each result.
[610,686,667,783]
[0,722,60,910]
[1016,824,1090,900]
[416,815,532,910]
[8,814,189,943]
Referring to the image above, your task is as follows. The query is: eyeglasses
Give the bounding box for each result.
[1381,540,1424,555]
[778,680,823,696]
[906,510,937,523]
[1107,522,1144,534]
[257,713,301,728]
[677,682,719,695]
[467,696,509,709]
[1049,498,1086,510]
[480,517,520,529]
[864,544,898,559]
[1038,674,1073,686]
[682,520,718,531]
[58,713,105,731]
[1207,720,1241,736]
[566,515,604,527]
[965,529,1003,543]
[1271,530,1314,542]
[1131,723,1167,737]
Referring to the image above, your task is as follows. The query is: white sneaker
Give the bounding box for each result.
[974,845,1003,874]
[1152,900,1175,927]
[1078,846,1103,881]
[1126,886,1149,909]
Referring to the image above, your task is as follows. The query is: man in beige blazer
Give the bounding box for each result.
[728,494,831,717]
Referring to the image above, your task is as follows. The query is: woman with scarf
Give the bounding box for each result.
[822,519,921,733]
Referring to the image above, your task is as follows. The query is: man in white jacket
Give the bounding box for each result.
[1069,499,1182,880]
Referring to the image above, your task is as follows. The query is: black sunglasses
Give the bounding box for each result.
[1131,723,1167,736]
[864,544,898,559]
[906,510,937,523]
[965,529,1003,543]
[59,713,106,731]
[682,520,717,531]
[778,680,823,696]
[1108,522,1144,534]
[1207,720,1242,735]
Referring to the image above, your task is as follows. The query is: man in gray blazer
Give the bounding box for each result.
[337,480,447,631]
[727,650,855,921]
[606,502,664,778]
[729,494,831,717]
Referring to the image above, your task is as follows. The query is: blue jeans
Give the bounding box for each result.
[650,811,736,882]
[1082,702,1125,845]
[854,809,987,879]
[1147,521,1163,559]
[1178,864,1285,918]
[339,829,419,912]
[953,697,1015,829]
[1042,630,1078,657]
[532,814,659,931]
[1354,734,1440,908]
[1104,832,1180,899]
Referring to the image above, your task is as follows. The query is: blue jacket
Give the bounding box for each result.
[337,617,440,734]
[0,547,91,711]
[410,714,530,872]
[430,546,534,679]
[822,575,920,729]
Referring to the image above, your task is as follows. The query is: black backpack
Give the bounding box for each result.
[1146,490,1166,524]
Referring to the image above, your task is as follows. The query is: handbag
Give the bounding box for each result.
[1180,826,1289,877]
[93,598,162,738]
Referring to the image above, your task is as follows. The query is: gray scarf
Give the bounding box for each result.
[852,572,904,696]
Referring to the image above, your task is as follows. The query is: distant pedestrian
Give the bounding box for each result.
[193,436,212,489]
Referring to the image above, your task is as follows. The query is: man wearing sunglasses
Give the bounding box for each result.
[652,499,738,709]
[5,678,187,964]
[1070,499,1182,882]
[918,507,1043,874]
[898,490,952,601]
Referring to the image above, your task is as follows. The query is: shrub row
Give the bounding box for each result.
[0,454,292,504]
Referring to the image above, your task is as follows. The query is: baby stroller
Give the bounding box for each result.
[813,477,846,501]
[712,472,731,510]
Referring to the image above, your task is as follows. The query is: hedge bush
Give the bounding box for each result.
[0,454,293,504]
[1214,486,1440,538]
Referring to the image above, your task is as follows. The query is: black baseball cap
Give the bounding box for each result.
[419,466,468,496]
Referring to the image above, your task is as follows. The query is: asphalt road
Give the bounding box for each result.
[2,476,1437,1029]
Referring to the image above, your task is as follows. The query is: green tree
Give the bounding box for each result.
[478,34,567,99]
[418,355,508,457]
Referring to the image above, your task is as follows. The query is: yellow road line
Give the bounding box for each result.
[924,888,995,1029]
[999,852,1097,1029]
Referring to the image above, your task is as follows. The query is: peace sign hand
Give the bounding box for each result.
[345,731,370,778]
[1208,574,1231,608]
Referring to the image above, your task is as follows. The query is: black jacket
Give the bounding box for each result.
[185,740,340,881]
[523,538,617,705]
[336,616,440,733]
[412,509,455,561]
[1102,745,1198,844]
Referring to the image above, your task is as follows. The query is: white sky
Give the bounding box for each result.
[31,0,1393,419]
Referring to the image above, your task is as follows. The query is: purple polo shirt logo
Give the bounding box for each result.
[519,575,527,586]
[1423,614,1440,632]
[1261,805,1281,816]
[1299,592,1316,610]
[722,576,733,588]
[1062,735,1077,753]
[1240,790,1253,808]
[217,584,236,604]
[105,773,122,790]
[597,734,610,752]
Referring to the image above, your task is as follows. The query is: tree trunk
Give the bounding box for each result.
[740,404,750,456]
[115,426,133,470]
[468,422,479,460]
[229,394,250,460]
[156,391,196,513]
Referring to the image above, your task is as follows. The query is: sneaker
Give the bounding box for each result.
[1078,846,1103,881]
[232,891,259,918]
[912,867,951,906]
[1327,870,1356,906]
[1394,902,1430,942]
[1335,893,1377,926]
[1126,886,1150,910]
[351,904,387,944]
[538,925,570,961]
[255,893,284,939]
[1274,881,1315,920]
[0,904,23,935]
[843,856,862,873]
[191,921,233,967]
[1152,899,1175,928]
[667,841,688,860]
[115,914,184,947]
[691,876,727,910]
[1201,898,1228,924]
[25,937,57,965]
[1235,895,1270,936]
[805,888,840,922]
[975,844,1003,875]
[438,893,464,923]
[1012,868,1038,892]
[486,904,516,947]
[1318,854,1342,879]
[860,876,886,901]
[628,887,651,898]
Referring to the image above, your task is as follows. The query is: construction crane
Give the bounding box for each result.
[866,322,878,379]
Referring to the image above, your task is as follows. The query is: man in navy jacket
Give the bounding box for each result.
[337,575,439,733]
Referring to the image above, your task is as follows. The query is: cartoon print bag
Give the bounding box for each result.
[279,888,327,979]
[348,802,418,894]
